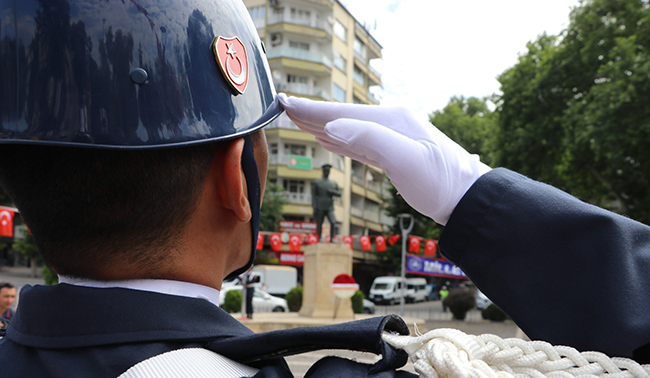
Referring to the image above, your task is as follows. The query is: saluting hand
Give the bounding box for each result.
[278,94,491,225]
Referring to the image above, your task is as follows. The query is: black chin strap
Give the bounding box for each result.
[225,134,261,280]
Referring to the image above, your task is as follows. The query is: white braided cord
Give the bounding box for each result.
[382,329,650,378]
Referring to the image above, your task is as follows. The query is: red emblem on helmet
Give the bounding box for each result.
[212,36,249,95]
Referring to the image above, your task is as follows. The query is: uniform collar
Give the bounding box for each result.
[58,276,220,308]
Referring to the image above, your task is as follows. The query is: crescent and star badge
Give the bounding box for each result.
[212,36,249,95]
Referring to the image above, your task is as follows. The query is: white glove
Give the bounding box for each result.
[278,94,491,225]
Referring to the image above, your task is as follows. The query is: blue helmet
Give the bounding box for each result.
[0,0,282,148]
[0,0,280,279]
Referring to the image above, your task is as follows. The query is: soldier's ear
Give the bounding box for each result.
[214,138,251,223]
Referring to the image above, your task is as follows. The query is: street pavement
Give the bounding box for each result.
[0,267,523,377]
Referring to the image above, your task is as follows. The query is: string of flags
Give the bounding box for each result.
[257,231,439,256]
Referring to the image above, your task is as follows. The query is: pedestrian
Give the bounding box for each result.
[439,286,449,313]
[280,94,650,363]
[245,273,255,320]
[0,1,413,376]
[0,282,16,328]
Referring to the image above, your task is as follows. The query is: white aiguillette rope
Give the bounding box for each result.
[382,328,650,378]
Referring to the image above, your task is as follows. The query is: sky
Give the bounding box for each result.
[339,0,581,120]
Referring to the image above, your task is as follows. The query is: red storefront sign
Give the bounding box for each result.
[280,252,304,266]
[277,220,317,234]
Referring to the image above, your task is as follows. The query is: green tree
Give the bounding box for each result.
[259,180,288,232]
[381,182,442,274]
[430,96,498,166]
[495,0,650,223]
[13,233,39,277]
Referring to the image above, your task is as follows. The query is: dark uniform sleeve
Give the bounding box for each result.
[439,168,650,361]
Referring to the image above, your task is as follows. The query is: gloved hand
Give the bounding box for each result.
[278,94,491,225]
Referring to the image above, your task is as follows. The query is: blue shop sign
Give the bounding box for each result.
[406,255,468,279]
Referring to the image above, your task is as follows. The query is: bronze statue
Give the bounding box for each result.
[312,164,341,242]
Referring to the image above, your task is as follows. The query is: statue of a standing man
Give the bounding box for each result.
[312,164,341,242]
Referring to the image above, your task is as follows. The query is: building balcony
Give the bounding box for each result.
[275,82,331,101]
[267,47,332,70]
[351,174,384,194]
[266,113,301,131]
[366,90,380,105]
[282,192,312,205]
[368,66,382,87]
[350,206,363,218]
[380,212,395,226]
[269,153,330,170]
[363,210,380,223]
[268,13,332,37]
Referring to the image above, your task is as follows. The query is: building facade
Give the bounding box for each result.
[244,0,393,245]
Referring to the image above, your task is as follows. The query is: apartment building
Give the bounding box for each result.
[243,0,393,253]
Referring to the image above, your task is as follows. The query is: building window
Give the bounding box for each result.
[354,36,366,61]
[273,6,284,15]
[269,142,278,155]
[283,179,305,193]
[334,20,347,42]
[284,143,306,156]
[289,40,310,51]
[353,65,365,86]
[248,5,266,20]
[333,50,346,72]
[290,7,311,21]
[333,83,346,102]
[287,74,308,84]
[353,96,364,104]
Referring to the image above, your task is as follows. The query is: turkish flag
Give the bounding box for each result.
[308,234,319,245]
[342,236,353,250]
[270,233,282,251]
[375,235,386,252]
[408,236,421,253]
[388,235,401,246]
[256,232,264,250]
[0,209,14,238]
[289,234,302,252]
[359,236,371,251]
[424,239,438,256]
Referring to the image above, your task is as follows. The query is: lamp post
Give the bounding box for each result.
[397,214,414,317]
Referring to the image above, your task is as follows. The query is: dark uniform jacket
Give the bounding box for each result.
[0,283,415,377]
[439,168,650,363]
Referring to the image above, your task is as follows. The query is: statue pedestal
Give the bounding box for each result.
[299,243,355,319]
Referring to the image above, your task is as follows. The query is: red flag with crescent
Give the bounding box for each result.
[359,236,371,251]
[308,234,318,245]
[424,239,438,256]
[256,232,264,250]
[270,233,282,252]
[408,236,421,253]
[289,234,302,252]
[388,235,401,246]
[342,236,353,250]
[375,235,386,252]
[0,209,14,237]
[212,36,249,95]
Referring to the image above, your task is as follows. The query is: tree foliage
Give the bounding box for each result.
[495,0,650,222]
[260,180,288,232]
[430,96,498,166]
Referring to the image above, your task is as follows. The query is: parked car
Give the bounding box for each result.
[220,285,289,312]
[475,290,492,310]
[406,278,428,303]
[362,299,375,314]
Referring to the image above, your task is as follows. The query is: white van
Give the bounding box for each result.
[406,278,428,303]
[252,265,298,297]
[369,276,410,305]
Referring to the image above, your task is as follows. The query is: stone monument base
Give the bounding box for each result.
[299,242,354,319]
